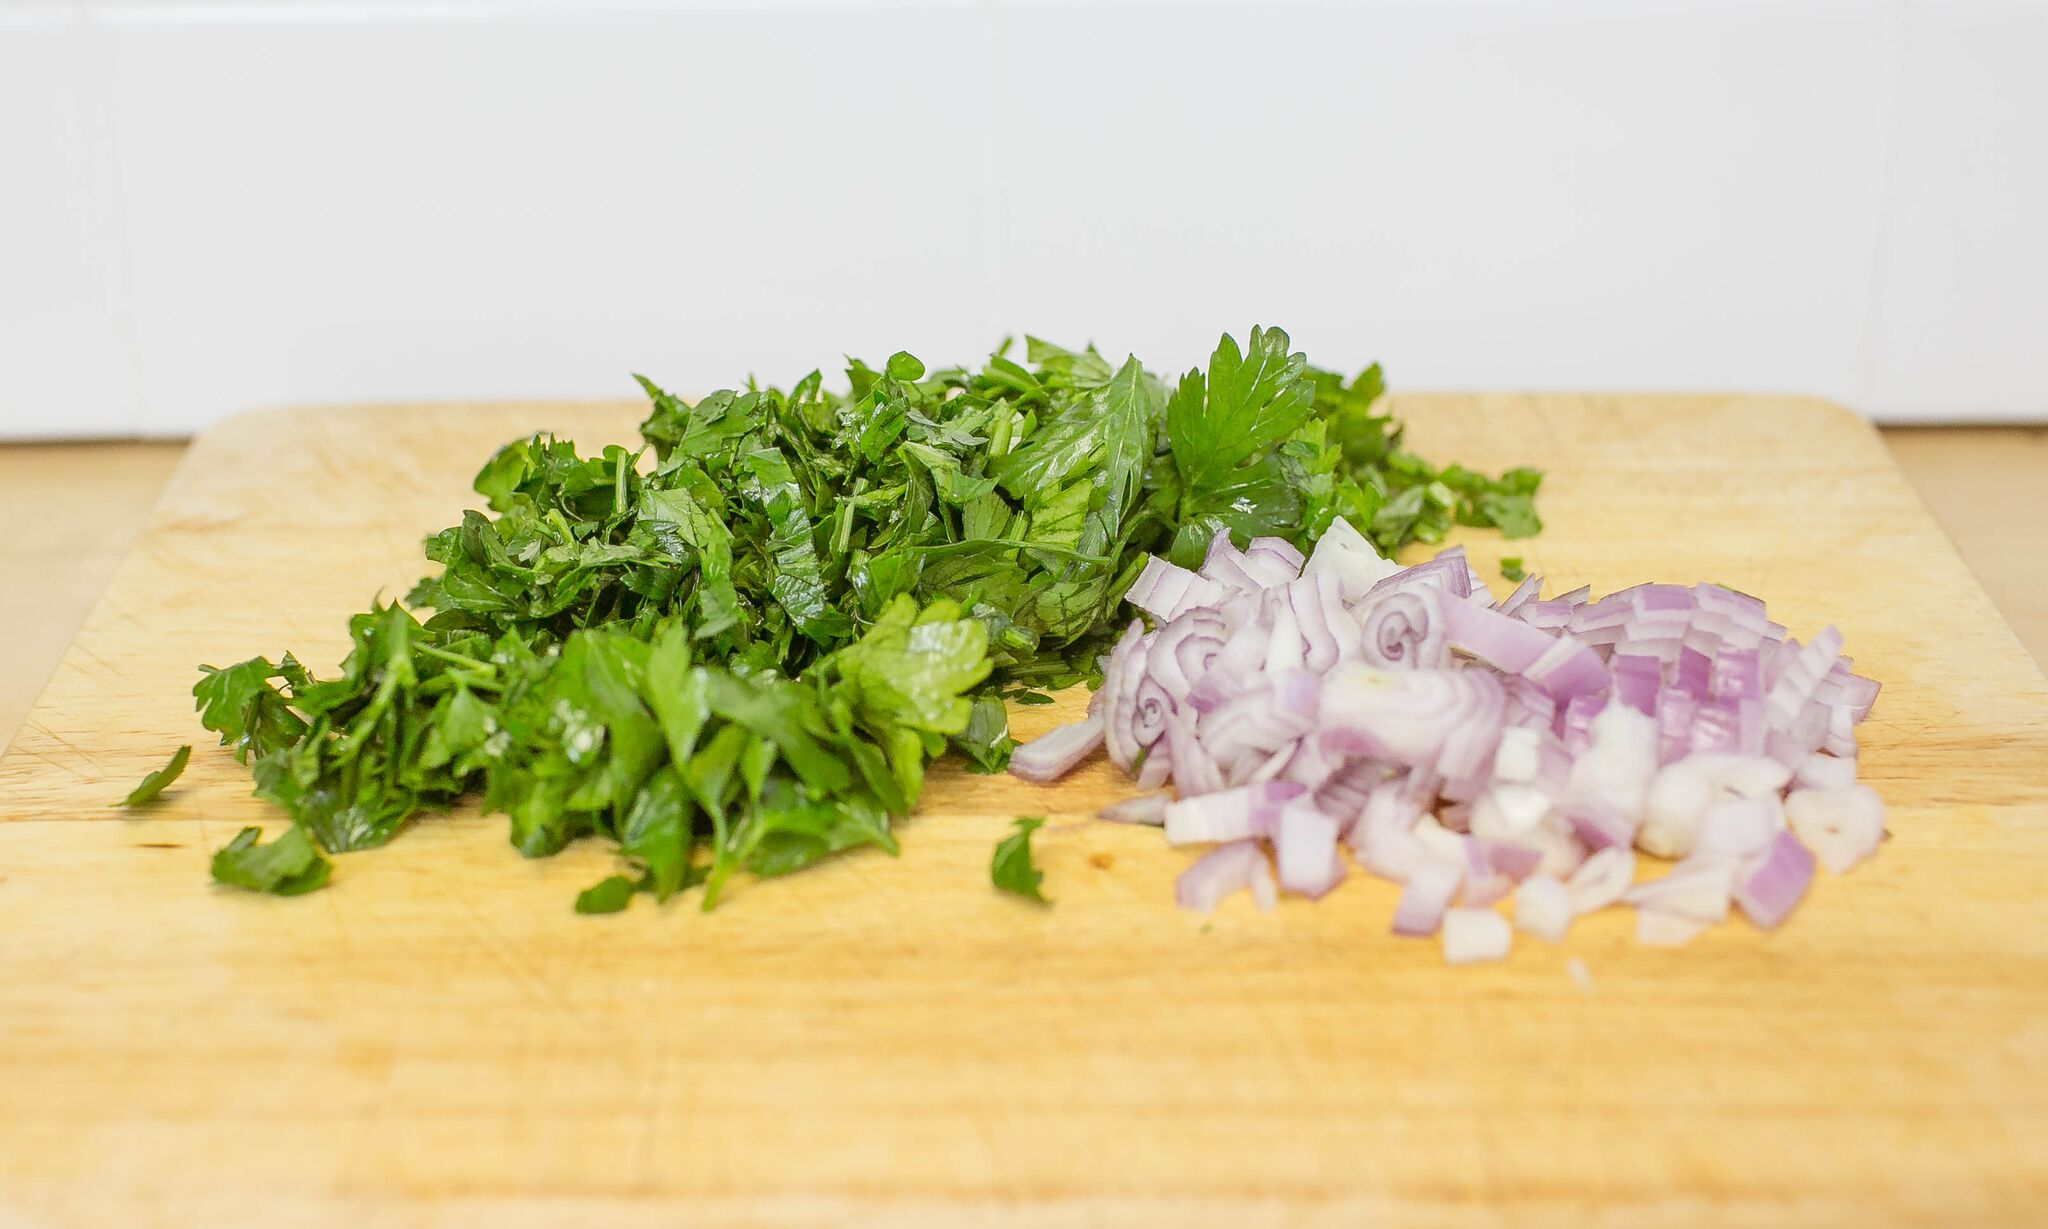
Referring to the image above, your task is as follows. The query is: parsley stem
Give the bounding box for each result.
[905,538,1112,564]
[414,643,491,671]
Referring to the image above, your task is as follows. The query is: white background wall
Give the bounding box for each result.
[3,0,2045,439]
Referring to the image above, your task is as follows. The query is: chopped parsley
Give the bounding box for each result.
[185,327,1539,909]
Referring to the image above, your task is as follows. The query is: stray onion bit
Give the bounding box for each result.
[1008,712,1105,783]
[1009,518,1885,963]
[1566,957,1595,993]
[1099,794,1170,826]
[1443,908,1513,964]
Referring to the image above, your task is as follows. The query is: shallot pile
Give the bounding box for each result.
[1009,518,1885,962]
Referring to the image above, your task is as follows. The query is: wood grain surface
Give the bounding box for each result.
[3,396,2046,1228]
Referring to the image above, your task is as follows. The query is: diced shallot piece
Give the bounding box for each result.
[1442,908,1513,964]
[1514,875,1573,943]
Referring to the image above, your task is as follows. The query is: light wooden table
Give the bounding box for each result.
[0,441,185,754]
[3,423,2039,756]
[1884,427,2048,660]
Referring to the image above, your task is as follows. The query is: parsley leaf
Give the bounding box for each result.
[1167,326,1315,497]
[193,657,308,763]
[951,693,1016,773]
[574,874,639,914]
[210,825,333,895]
[119,744,190,807]
[992,816,1050,904]
[829,595,991,738]
[618,766,695,901]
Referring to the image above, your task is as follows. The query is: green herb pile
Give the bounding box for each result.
[187,327,1540,909]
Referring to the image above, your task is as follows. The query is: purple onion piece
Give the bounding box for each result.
[1008,713,1105,784]
[1126,556,1230,622]
[1099,794,1170,825]
[1733,830,1815,929]
[1495,573,1542,616]
[1357,589,1447,670]
[1392,858,1464,936]
[1175,841,1265,913]
[1273,804,1345,899]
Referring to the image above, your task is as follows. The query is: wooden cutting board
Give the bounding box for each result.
[4,396,2046,1228]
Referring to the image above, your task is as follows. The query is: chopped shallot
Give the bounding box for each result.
[1006,516,1885,961]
